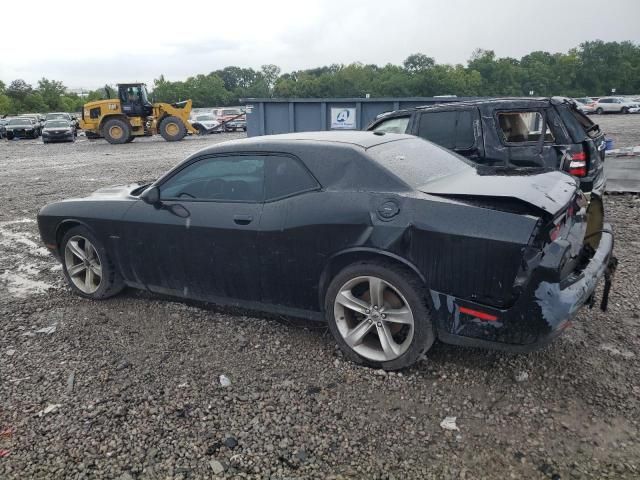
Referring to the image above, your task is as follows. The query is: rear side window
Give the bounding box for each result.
[372,116,410,134]
[417,110,476,150]
[496,111,554,143]
[570,108,601,139]
[265,155,319,201]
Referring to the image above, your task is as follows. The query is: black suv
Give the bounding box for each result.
[367,97,606,198]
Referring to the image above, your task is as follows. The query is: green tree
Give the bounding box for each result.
[6,79,33,102]
[37,78,67,111]
[403,53,435,74]
[0,94,11,114]
[260,64,281,93]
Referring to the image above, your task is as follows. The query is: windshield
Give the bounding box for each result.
[222,109,242,116]
[45,120,70,128]
[46,113,69,120]
[9,118,31,125]
[196,115,215,121]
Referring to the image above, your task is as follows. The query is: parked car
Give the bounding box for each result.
[573,97,596,114]
[593,97,640,114]
[20,114,44,134]
[42,119,76,143]
[0,118,8,139]
[213,107,247,131]
[190,113,221,135]
[45,112,80,129]
[37,132,614,370]
[4,117,40,139]
[367,97,606,198]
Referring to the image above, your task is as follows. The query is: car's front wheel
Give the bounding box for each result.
[325,261,434,370]
[61,226,124,299]
[596,107,604,115]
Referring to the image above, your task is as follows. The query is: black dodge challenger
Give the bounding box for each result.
[38,132,614,369]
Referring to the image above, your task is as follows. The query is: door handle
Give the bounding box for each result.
[233,214,253,225]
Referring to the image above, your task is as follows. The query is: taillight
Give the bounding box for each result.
[567,151,587,177]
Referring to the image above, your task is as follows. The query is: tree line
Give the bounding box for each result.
[1,40,639,114]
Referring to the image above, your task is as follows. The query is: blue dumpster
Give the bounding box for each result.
[240,97,476,137]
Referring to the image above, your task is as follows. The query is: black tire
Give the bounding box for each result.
[596,107,604,115]
[325,261,434,370]
[622,107,629,114]
[60,226,124,300]
[159,116,187,141]
[195,124,207,136]
[7,132,14,140]
[102,118,131,144]
[43,139,49,144]
[125,135,135,143]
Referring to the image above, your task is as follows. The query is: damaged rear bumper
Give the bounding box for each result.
[432,224,614,352]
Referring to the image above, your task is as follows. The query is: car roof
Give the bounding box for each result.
[199,131,414,153]
[372,96,571,121]
[162,132,422,193]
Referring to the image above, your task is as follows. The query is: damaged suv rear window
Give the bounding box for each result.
[368,138,472,188]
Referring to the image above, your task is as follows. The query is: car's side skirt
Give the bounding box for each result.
[124,281,325,322]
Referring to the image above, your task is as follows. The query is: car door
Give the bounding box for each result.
[483,109,558,168]
[117,154,265,303]
[257,154,325,311]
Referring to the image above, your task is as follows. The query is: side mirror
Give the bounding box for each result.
[140,185,161,205]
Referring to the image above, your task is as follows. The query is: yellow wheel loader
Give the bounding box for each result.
[79,83,198,144]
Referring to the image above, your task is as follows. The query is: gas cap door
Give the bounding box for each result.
[377,199,400,221]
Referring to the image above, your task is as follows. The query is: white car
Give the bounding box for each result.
[573,97,596,114]
[594,97,640,114]
[190,113,220,135]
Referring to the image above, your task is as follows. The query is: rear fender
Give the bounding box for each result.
[318,247,426,311]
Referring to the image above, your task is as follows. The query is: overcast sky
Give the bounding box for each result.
[2,0,639,90]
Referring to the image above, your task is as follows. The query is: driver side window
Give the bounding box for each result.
[160,155,265,202]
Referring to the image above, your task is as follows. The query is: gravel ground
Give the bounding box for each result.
[1,129,639,479]
[594,114,640,149]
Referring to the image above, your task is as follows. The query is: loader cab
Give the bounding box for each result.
[118,83,153,118]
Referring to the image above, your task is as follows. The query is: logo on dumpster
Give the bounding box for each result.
[336,109,350,123]
[331,107,356,129]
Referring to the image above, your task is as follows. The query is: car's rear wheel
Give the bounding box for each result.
[622,107,629,114]
[61,226,124,299]
[325,261,434,370]
[596,107,604,115]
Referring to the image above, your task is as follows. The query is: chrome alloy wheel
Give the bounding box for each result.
[64,235,102,294]
[333,276,414,362]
